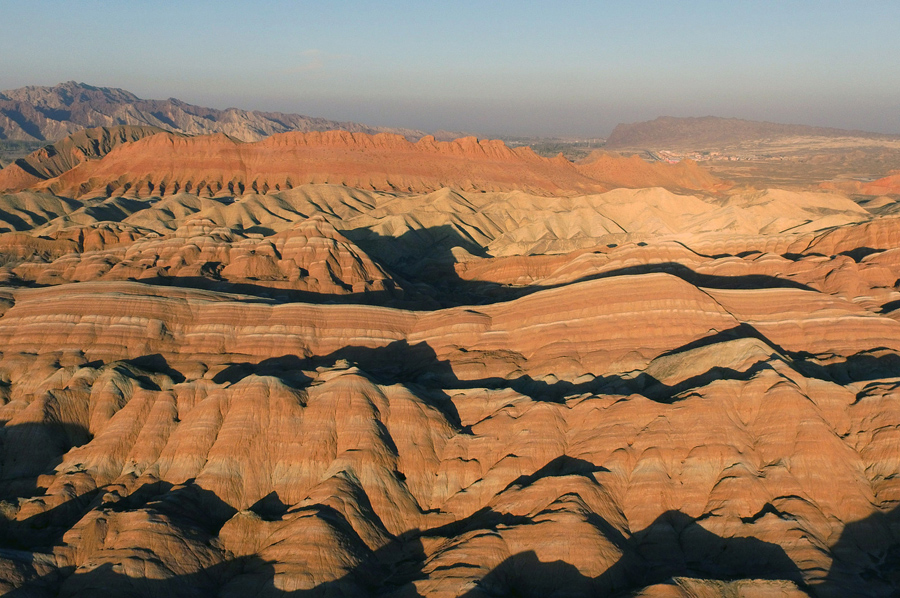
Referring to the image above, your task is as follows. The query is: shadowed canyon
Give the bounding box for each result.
[0,119,899,598]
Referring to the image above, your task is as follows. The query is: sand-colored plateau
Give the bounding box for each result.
[0,127,899,597]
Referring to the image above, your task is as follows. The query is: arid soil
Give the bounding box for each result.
[0,128,898,597]
[605,116,900,190]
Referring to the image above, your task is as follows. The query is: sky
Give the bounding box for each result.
[1,0,899,137]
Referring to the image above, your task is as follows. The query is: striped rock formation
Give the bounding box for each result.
[0,130,898,597]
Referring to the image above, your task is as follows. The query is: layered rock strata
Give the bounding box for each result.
[0,143,898,597]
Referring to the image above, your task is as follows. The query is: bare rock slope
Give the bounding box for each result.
[1,129,729,197]
[0,81,424,143]
[0,125,168,192]
[0,131,899,597]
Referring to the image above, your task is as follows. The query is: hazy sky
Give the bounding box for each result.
[2,1,899,136]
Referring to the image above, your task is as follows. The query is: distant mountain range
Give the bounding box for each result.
[0,81,426,143]
[5,82,898,163]
[606,116,899,149]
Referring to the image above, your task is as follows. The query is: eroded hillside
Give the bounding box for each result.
[0,131,898,597]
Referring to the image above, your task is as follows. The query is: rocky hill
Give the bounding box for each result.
[0,127,899,597]
[606,115,899,149]
[0,81,425,143]
[0,128,730,197]
[0,125,169,192]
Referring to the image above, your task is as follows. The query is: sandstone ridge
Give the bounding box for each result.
[0,125,169,192]
[0,147,899,595]
[0,129,730,197]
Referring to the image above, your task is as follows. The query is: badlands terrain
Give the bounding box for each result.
[0,119,899,598]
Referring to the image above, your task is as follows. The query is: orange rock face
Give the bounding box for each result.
[820,170,900,197]
[0,130,899,597]
[577,150,730,192]
[0,130,731,198]
[0,125,169,193]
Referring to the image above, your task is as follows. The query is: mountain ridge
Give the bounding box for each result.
[0,128,729,197]
[0,81,427,143]
[0,125,169,191]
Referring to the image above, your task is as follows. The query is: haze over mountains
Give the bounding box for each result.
[604,116,900,191]
[5,82,899,156]
[0,81,425,144]
[606,116,900,150]
[0,85,900,597]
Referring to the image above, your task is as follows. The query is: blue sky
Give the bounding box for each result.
[1,1,898,136]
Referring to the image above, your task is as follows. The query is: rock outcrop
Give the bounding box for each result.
[577,150,728,192]
[821,171,900,196]
[0,125,170,192]
[0,139,899,597]
[0,130,726,198]
[0,81,424,143]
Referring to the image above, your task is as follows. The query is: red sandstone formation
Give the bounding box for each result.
[34,131,604,197]
[576,150,730,192]
[0,129,730,197]
[820,170,900,196]
[860,172,900,195]
[0,125,169,193]
[0,131,898,597]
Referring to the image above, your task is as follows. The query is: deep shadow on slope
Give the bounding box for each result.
[3,506,814,597]
[5,443,898,597]
[343,225,817,307]
[8,505,899,597]
[138,275,415,308]
[0,219,822,309]
[1,371,898,595]
[458,510,810,597]
[818,505,900,598]
[1,477,235,554]
[0,422,92,503]
[114,224,822,308]
[0,355,206,550]
[211,324,900,409]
